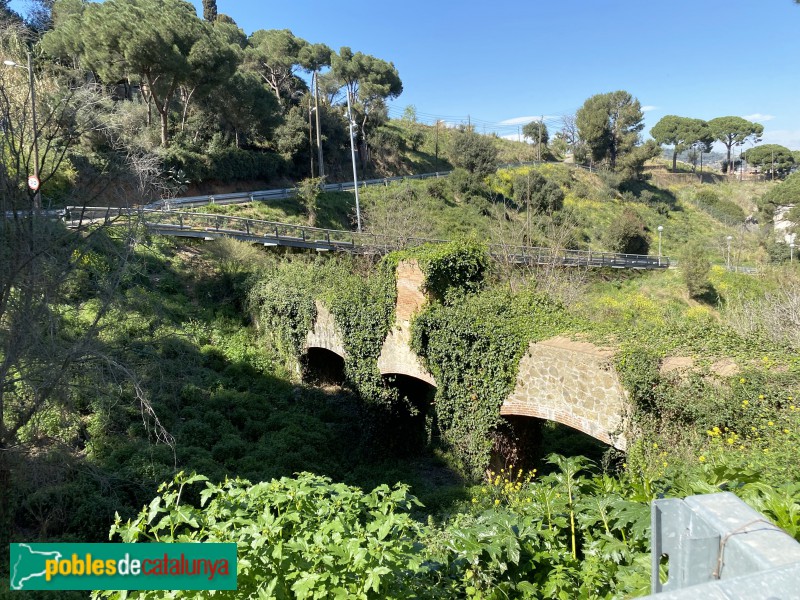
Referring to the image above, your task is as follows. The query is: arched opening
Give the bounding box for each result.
[379,373,437,456]
[301,347,346,386]
[490,416,619,473]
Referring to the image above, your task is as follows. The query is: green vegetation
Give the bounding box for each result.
[760,171,800,218]
[708,116,764,170]
[745,144,796,178]
[3,169,800,598]
[575,90,660,178]
[4,4,800,599]
[681,240,712,298]
[650,115,713,171]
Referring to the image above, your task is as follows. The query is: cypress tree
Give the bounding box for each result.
[202,0,217,21]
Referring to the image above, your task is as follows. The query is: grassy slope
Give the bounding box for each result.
[196,161,771,264]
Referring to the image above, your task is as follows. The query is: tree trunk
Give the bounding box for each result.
[160,111,169,147]
[672,150,678,171]
[181,86,197,132]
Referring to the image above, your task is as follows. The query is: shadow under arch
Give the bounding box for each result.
[379,373,437,456]
[490,415,619,475]
[302,347,346,386]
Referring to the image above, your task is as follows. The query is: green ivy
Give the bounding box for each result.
[386,239,488,300]
[412,289,574,478]
[325,261,398,406]
[248,262,318,359]
[248,257,398,407]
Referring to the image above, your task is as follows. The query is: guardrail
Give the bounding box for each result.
[65,207,670,270]
[144,171,453,211]
[141,160,622,212]
[644,492,800,598]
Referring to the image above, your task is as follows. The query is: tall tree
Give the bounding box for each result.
[202,0,217,21]
[650,115,713,171]
[199,68,281,147]
[329,46,402,167]
[0,0,22,23]
[575,90,644,170]
[246,29,309,103]
[708,116,763,171]
[40,0,87,68]
[0,41,173,547]
[522,120,548,146]
[745,144,795,179]
[23,0,55,30]
[75,0,233,146]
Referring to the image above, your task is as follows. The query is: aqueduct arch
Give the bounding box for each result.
[301,260,630,451]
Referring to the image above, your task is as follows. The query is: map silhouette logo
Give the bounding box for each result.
[10,544,63,590]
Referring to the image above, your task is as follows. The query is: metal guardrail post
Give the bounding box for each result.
[645,492,800,598]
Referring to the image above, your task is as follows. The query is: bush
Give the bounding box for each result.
[447,129,498,178]
[447,168,489,203]
[162,146,282,183]
[603,208,650,254]
[693,188,746,223]
[512,170,564,214]
[682,241,711,298]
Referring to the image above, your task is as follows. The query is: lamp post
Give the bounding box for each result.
[4,51,41,209]
[345,89,361,232]
[657,225,664,266]
[726,235,733,271]
[312,71,324,179]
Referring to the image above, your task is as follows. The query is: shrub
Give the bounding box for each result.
[512,170,565,214]
[603,208,650,254]
[447,168,489,203]
[682,241,711,298]
[447,129,498,178]
[693,188,746,223]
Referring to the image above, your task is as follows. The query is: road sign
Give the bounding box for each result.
[28,175,40,191]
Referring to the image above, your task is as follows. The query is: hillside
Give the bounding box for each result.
[191,161,773,267]
[4,155,799,598]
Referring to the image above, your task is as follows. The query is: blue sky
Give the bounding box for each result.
[12,0,800,148]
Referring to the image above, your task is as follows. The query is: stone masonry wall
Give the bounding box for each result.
[395,259,427,321]
[378,259,435,385]
[500,337,629,450]
[302,261,631,449]
[304,301,346,357]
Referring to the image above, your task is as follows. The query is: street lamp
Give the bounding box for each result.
[345,89,362,233]
[726,235,733,270]
[657,225,664,266]
[4,51,41,210]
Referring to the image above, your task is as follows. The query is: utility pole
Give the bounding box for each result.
[28,51,40,209]
[538,115,543,162]
[771,149,775,181]
[346,89,361,232]
[313,71,324,179]
[4,51,42,209]
[308,99,314,178]
[434,120,439,161]
[739,146,743,182]
[726,235,733,271]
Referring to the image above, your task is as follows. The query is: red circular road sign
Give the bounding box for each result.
[28,175,40,191]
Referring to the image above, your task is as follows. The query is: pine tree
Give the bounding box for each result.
[202,0,217,21]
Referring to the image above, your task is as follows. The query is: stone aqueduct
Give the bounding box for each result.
[304,260,631,450]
